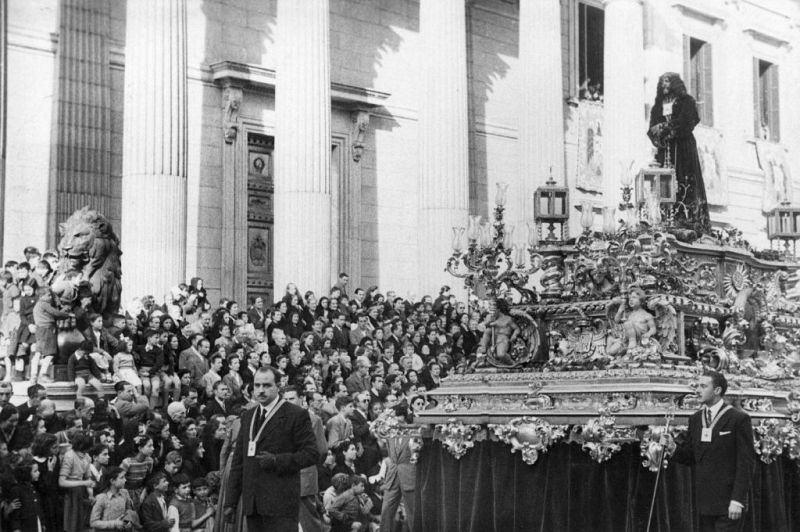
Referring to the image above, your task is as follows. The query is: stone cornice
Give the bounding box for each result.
[209,60,390,108]
[672,1,728,26]
[743,25,792,49]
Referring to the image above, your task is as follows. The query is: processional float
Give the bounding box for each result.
[375,165,800,482]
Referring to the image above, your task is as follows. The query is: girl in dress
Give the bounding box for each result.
[119,435,154,509]
[59,430,96,532]
[112,337,142,391]
[90,467,136,531]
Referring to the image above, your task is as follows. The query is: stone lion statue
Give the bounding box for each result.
[51,207,122,318]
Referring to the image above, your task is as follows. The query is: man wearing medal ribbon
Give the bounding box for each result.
[224,366,319,531]
[671,371,756,531]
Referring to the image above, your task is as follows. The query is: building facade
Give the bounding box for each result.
[1,0,799,306]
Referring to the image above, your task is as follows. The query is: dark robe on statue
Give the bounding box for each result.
[647,73,711,235]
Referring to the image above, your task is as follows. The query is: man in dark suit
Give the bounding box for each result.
[331,312,350,351]
[16,384,46,424]
[672,371,756,531]
[203,381,230,418]
[247,296,267,331]
[225,366,319,532]
[239,350,260,387]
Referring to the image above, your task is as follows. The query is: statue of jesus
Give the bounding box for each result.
[647,72,711,236]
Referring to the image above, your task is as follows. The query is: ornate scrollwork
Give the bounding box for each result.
[782,423,800,461]
[742,398,775,412]
[787,389,800,423]
[370,411,419,439]
[436,419,481,460]
[523,393,554,410]
[754,418,786,464]
[603,393,638,412]
[489,417,568,466]
[640,424,680,472]
[573,413,636,463]
[442,395,475,413]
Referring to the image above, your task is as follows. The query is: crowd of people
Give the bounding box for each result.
[0,247,488,532]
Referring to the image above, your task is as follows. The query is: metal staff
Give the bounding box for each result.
[646,410,675,532]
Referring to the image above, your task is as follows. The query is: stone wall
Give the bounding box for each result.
[3,0,800,304]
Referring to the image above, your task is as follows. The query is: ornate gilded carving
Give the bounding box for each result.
[741,398,774,412]
[489,417,568,465]
[477,300,540,369]
[573,413,637,463]
[436,419,481,460]
[754,418,786,464]
[640,421,680,472]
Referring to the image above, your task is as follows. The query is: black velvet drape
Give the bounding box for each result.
[414,440,800,532]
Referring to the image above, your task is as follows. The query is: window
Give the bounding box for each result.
[577,2,604,100]
[753,58,780,142]
[683,36,713,126]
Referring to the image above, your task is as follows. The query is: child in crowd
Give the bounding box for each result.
[7,455,46,532]
[326,474,378,532]
[120,435,154,509]
[67,340,106,400]
[168,473,215,532]
[191,477,215,532]
[89,466,136,531]
[113,336,142,391]
[59,431,95,532]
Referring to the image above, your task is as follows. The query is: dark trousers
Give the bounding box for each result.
[380,483,415,532]
[298,495,325,532]
[699,514,745,532]
[246,513,297,532]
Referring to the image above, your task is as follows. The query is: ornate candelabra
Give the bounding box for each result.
[446,183,541,303]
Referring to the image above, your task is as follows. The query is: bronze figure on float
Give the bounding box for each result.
[647,72,711,236]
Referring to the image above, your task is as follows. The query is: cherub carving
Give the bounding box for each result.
[477,299,539,368]
[605,288,677,359]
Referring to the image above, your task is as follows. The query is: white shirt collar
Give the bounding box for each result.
[261,395,280,414]
[707,399,724,420]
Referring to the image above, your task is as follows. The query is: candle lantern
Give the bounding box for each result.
[766,202,800,257]
[636,166,677,210]
[534,173,570,243]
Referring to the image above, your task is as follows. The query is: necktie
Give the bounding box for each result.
[704,407,711,426]
[255,406,264,428]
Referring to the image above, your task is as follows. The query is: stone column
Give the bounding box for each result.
[418,0,469,296]
[121,0,187,302]
[0,0,6,261]
[220,82,244,302]
[603,0,645,209]
[518,0,565,227]
[274,0,331,299]
[49,0,112,244]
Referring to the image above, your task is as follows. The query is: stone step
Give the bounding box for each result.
[9,380,117,412]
